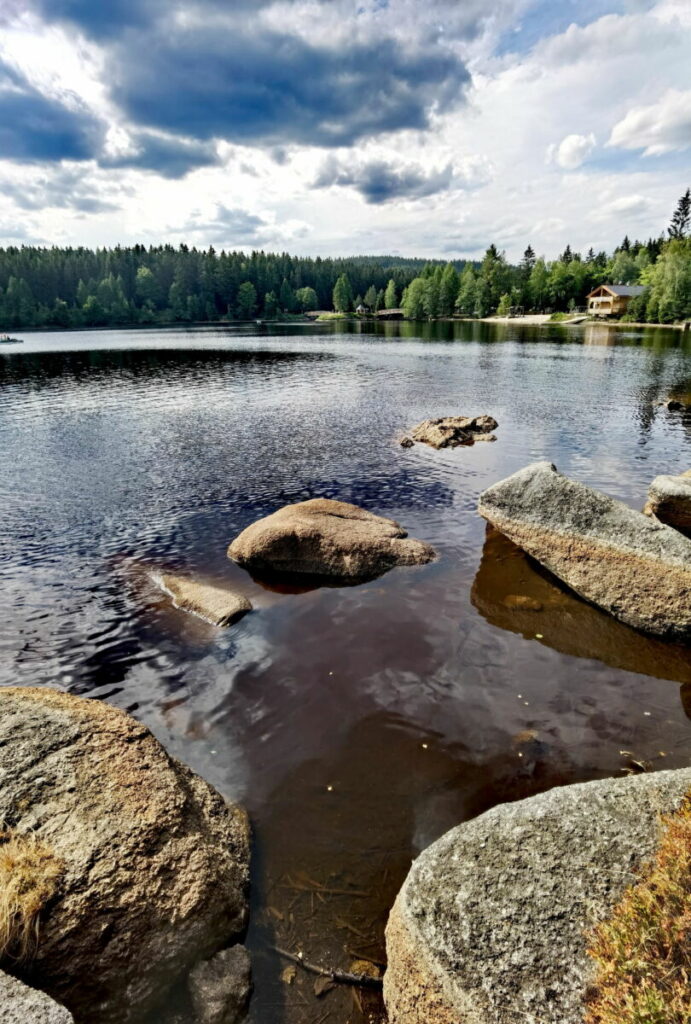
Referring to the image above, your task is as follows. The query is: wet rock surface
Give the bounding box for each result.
[0,972,74,1024]
[0,688,250,1024]
[384,769,691,1024]
[188,946,252,1024]
[409,415,498,449]
[158,572,252,626]
[644,469,691,533]
[228,498,435,581]
[478,460,691,640]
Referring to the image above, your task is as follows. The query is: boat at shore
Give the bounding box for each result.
[0,335,23,344]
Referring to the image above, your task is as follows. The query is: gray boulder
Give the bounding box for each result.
[188,946,252,1024]
[228,498,435,580]
[0,972,74,1024]
[384,768,691,1024]
[0,688,250,1024]
[478,460,691,640]
[644,469,691,532]
[409,415,498,449]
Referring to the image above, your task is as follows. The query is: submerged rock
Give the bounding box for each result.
[158,572,252,626]
[0,688,250,1024]
[0,972,74,1024]
[227,498,435,581]
[644,469,691,533]
[409,415,498,449]
[384,768,691,1024]
[478,461,691,640]
[188,946,252,1024]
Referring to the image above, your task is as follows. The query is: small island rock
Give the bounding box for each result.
[0,688,250,1024]
[409,415,498,449]
[478,461,691,640]
[644,469,691,532]
[384,768,691,1024]
[158,573,252,626]
[228,498,435,580]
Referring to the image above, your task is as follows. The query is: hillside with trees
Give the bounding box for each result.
[0,190,688,330]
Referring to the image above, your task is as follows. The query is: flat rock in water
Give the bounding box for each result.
[384,768,691,1024]
[410,415,498,449]
[227,498,435,580]
[159,573,252,626]
[644,469,691,532]
[0,688,250,1024]
[0,973,74,1024]
[478,460,691,640]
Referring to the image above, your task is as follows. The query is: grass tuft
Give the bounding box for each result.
[585,796,691,1024]
[0,828,64,963]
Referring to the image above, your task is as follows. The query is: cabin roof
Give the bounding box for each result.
[587,284,646,298]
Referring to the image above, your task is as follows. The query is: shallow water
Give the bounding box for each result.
[1,319,690,1023]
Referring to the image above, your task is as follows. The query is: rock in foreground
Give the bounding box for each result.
[0,972,74,1024]
[228,498,435,580]
[158,572,252,626]
[478,461,691,640]
[644,470,691,533]
[0,688,250,1024]
[384,768,691,1024]
[188,946,252,1024]
[409,415,498,449]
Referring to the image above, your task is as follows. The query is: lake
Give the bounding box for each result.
[1,319,690,1024]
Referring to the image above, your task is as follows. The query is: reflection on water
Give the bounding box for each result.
[1,321,690,1024]
[472,525,691,687]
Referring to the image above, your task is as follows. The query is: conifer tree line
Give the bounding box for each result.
[0,189,688,330]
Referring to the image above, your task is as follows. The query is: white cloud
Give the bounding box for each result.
[608,88,691,155]
[546,133,597,170]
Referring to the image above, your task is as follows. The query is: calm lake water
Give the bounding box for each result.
[1,319,690,1023]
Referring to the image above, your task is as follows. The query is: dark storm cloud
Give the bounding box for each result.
[110,28,469,148]
[314,156,455,203]
[104,133,220,178]
[0,63,101,162]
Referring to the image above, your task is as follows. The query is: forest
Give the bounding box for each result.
[1,189,689,329]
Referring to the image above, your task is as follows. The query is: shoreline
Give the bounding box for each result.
[4,315,689,336]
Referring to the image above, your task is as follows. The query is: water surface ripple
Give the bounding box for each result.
[1,320,690,1023]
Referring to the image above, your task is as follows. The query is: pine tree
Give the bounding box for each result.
[668,188,691,240]
[561,244,573,264]
[521,245,536,272]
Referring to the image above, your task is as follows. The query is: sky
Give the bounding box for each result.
[0,0,689,260]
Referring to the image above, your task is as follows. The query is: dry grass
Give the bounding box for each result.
[586,796,691,1024]
[0,828,64,962]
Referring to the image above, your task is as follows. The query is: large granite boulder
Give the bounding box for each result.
[408,415,498,449]
[478,461,691,640]
[0,688,250,1024]
[644,469,691,533]
[0,972,74,1024]
[227,498,435,580]
[384,768,691,1024]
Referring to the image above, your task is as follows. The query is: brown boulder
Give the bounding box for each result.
[409,415,498,449]
[644,470,691,532]
[158,573,252,626]
[0,688,250,1024]
[227,498,435,580]
[478,461,691,640]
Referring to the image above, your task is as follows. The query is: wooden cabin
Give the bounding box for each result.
[586,284,645,317]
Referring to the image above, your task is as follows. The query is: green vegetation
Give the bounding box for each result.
[1,189,688,329]
[585,796,691,1024]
